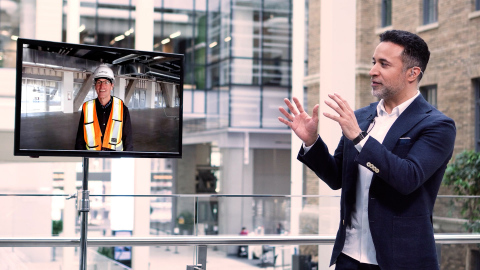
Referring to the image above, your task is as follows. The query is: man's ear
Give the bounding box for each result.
[408,67,421,82]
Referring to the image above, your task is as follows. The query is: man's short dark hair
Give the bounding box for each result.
[94,77,113,84]
[379,30,430,81]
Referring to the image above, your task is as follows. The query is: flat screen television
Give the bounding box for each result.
[14,38,183,158]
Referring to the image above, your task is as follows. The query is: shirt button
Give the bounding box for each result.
[103,123,105,126]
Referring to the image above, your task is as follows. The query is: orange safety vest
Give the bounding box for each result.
[83,97,124,151]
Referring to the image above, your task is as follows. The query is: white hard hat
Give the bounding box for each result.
[93,64,115,82]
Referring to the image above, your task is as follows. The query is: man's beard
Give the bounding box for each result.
[371,80,405,100]
[372,86,398,100]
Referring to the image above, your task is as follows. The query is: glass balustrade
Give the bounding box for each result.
[0,194,479,269]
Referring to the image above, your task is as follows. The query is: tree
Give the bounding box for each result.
[443,150,480,232]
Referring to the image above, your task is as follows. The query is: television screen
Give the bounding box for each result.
[14,38,183,158]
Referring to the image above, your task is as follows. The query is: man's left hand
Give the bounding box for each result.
[323,93,363,141]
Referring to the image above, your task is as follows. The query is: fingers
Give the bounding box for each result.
[278,106,294,122]
[283,98,300,116]
[277,116,292,128]
[312,104,319,122]
[292,97,305,114]
[332,93,353,112]
[325,93,354,117]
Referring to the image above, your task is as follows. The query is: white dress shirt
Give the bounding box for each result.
[304,91,420,264]
[342,91,420,264]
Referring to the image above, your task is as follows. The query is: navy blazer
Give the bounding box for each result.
[298,95,456,270]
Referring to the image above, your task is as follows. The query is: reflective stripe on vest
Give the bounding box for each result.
[84,101,99,150]
[83,97,124,151]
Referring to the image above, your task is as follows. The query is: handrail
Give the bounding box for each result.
[0,193,479,198]
[0,234,479,247]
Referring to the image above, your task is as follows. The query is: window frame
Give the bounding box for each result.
[423,0,438,25]
[475,79,480,152]
[419,84,437,108]
[381,0,392,27]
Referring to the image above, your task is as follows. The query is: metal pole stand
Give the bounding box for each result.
[186,245,207,270]
[78,157,90,270]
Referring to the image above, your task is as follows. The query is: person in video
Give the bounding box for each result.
[279,30,456,269]
[75,64,133,151]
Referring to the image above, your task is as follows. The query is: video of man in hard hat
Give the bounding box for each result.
[16,39,182,158]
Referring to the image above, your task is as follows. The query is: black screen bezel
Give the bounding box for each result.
[13,38,183,159]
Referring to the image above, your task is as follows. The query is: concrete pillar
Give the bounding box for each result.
[135,0,154,51]
[62,71,74,113]
[145,81,155,108]
[20,0,36,39]
[317,0,356,268]
[219,147,254,255]
[163,84,176,108]
[290,0,306,237]
[35,0,63,41]
[66,0,80,44]
[62,162,77,269]
[132,158,151,270]
[110,159,135,232]
[115,78,127,101]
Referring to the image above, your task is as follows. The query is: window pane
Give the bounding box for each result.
[231,58,260,85]
[231,5,261,58]
[262,11,291,61]
[420,84,437,108]
[262,86,289,128]
[230,85,260,127]
[423,0,438,25]
[262,59,290,87]
[475,79,480,151]
[76,1,136,48]
[382,0,392,27]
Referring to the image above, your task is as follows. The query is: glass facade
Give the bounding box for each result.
[158,0,295,131]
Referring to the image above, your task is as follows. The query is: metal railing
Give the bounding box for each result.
[1,233,479,247]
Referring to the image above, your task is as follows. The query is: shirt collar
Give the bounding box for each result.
[376,90,420,117]
[97,96,112,109]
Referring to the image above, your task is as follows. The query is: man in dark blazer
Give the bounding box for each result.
[279,30,456,270]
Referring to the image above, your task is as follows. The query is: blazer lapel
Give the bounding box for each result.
[382,95,432,151]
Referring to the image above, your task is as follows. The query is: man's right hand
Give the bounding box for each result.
[278,97,319,147]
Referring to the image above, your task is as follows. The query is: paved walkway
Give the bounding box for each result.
[0,246,294,270]
[149,245,292,270]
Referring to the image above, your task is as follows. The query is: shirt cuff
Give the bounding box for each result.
[302,136,320,154]
[354,134,369,152]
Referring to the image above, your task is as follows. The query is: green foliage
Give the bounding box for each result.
[97,247,114,260]
[177,211,194,234]
[52,220,63,236]
[443,150,480,232]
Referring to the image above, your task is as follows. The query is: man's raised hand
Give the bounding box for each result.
[278,97,319,147]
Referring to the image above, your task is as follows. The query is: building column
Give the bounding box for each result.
[62,71,74,113]
[66,0,80,44]
[145,81,155,108]
[317,0,356,268]
[290,0,306,238]
[135,0,154,51]
[20,0,36,39]
[62,162,77,269]
[218,147,254,255]
[115,78,127,101]
[132,158,151,270]
[35,0,63,41]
